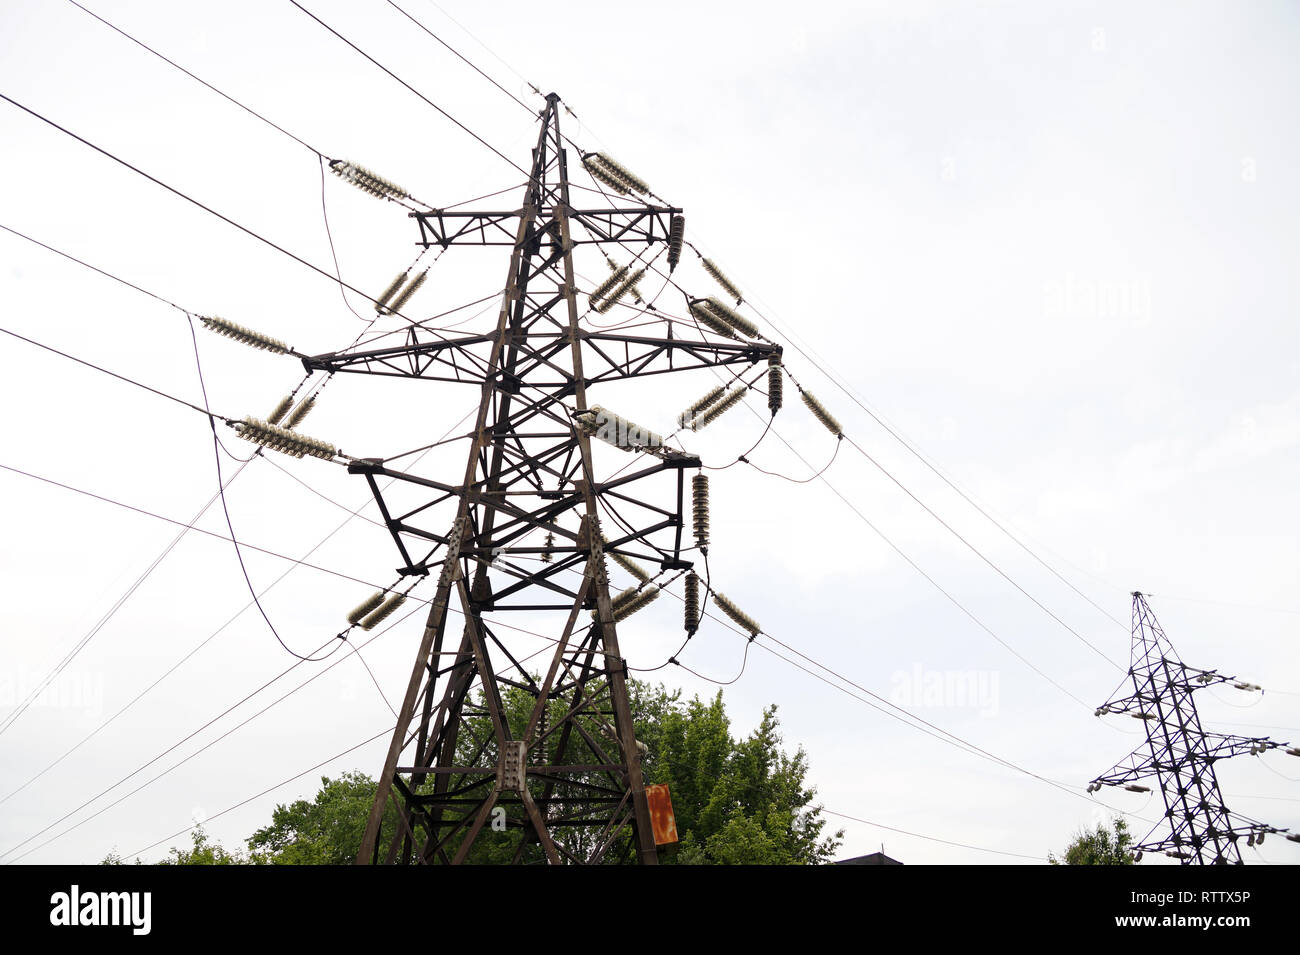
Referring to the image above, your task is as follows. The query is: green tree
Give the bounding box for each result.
[646,694,841,865]
[247,770,397,865]
[157,825,247,865]
[1048,816,1137,865]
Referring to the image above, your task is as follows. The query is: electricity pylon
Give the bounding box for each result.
[306,94,779,864]
[1090,592,1297,864]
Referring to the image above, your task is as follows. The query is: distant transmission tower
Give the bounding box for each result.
[301,94,784,864]
[1089,592,1300,864]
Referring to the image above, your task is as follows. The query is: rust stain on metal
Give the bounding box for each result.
[645,783,678,845]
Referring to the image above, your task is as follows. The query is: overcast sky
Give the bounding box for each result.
[1,0,1298,866]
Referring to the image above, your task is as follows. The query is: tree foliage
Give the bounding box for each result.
[1048,816,1137,865]
[159,826,248,865]
[641,692,841,865]
[247,770,397,865]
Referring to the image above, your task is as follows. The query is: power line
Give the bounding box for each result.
[730,374,1122,710]
[595,561,1124,815]
[574,560,1159,833]
[690,251,1134,633]
[0,221,185,310]
[0,324,215,418]
[66,0,324,156]
[416,0,542,102]
[110,606,607,866]
[0,474,374,808]
[750,626,1154,826]
[0,458,253,740]
[0,402,473,812]
[57,2,455,326]
[0,457,1114,861]
[0,92,432,323]
[837,429,1121,668]
[124,724,394,861]
[287,0,531,179]
[573,241,1119,698]
[0,217,353,725]
[0,400,479,808]
[7,554,562,863]
[0,462,375,588]
[2,595,428,863]
[640,254,1124,681]
[6,581,574,862]
[383,0,537,118]
[585,300,1095,707]
[822,808,1044,862]
[0,622,342,863]
[316,154,375,324]
[725,387,1092,706]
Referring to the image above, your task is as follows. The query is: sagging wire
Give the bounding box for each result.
[744,438,842,484]
[538,537,751,684]
[627,633,692,674]
[671,367,780,472]
[671,640,753,686]
[719,363,841,481]
[186,313,347,663]
[318,154,373,324]
[626,561,756,684]
[322,149,443,329]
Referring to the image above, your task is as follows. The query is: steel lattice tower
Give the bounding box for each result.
[1090,592,1294,864]
[305,94,778,864]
